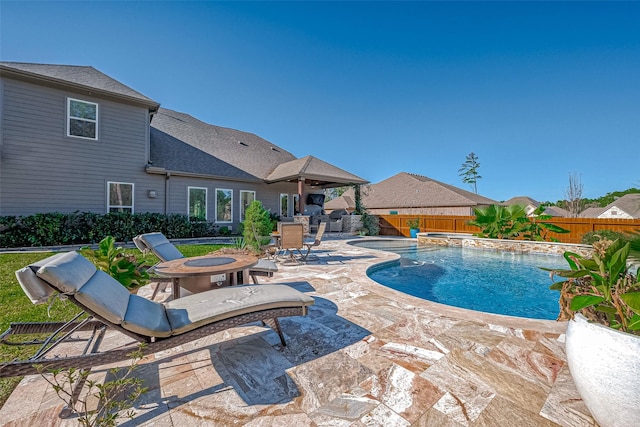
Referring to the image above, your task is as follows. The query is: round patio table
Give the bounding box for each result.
[154,253,258,299]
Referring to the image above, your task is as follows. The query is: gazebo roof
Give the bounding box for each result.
[265,155,368,188]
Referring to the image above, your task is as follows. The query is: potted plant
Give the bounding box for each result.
[546,238,640,427]
[407,218,420,238]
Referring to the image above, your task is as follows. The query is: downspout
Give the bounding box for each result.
[164,172,170,214]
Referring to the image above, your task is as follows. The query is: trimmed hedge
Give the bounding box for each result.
[0,212,219,248]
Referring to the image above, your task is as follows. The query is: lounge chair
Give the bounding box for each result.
[300,221,327,261]
[1,251,314,380]
[133,233,278,293]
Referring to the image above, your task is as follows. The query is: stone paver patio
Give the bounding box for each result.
[0,237,596,426]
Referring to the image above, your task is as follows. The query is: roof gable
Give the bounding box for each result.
[0,62,159,108]
[503,196,539,208]
[266,155,368,186]
[602,194,640,218]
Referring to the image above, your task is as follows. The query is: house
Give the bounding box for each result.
[326,172,497,215]
[0,62,367,229]
[579,194,640,219]
[579,207,606,218]
[502,196,569,217]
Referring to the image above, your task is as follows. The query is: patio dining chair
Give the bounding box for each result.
[278,223,304,264]
[300,221,327,261]
[3,251,314,416]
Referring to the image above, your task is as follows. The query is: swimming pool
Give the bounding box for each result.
[354,239,564,320]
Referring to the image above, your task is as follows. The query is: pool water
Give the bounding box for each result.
[355,239,564,320]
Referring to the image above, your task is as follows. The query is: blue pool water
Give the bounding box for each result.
[354,239,564,320]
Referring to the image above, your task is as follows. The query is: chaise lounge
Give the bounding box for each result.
[1,251,314,379]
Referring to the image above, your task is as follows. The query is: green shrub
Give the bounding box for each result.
[0,212,219,248]
[242,201,274,253]
[581,230,629,245]
[361,212,380,236]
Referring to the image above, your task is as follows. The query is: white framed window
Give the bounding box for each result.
[107,182,134,213]
[188,187,207,220]
[280,193,289,217]
[67,98,98,140]
[216,188,233,223]
[240,190,256,221]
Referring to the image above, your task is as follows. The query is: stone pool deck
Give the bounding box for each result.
[0,237,596,426]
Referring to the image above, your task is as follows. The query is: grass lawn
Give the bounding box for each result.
[0,243,225,409]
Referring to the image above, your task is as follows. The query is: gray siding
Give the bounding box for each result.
[163,176,297,228]
[1,77,163,215]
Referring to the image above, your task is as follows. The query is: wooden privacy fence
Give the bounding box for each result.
[378,214,640,244]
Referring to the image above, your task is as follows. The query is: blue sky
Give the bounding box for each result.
[1,1,638,203]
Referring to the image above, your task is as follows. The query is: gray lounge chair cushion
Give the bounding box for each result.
[14,252,67,304]
[165,284,315,335]
[36,251,98,294]
[122,295,172,337]
[74,270,131,325]
[137,233,184,262]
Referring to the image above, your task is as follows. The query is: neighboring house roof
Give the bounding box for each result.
[503,196,568,217]
[503,196,539,208]
[600,194,640,218]
[579,207,607,218]
[544,206,570,217]
[0,61,159,109]
[338,172,497,209]
[150,108,297,181]
[265,155,368,187]
[324,195,355,211]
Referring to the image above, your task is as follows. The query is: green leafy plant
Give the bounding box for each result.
[407,218,420,230]
[231,236,248,251]
[360,211,380,236]
[91,236,149,289]
[545,238,640,335]
[36,345,147,426]
[467,204,528,239]
[468,204,568,241]
[521,205,570,242]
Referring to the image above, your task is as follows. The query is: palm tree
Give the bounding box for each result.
[458,152,481,194]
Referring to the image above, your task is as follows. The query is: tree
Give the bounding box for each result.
[564,172,584,218]
[324,186,348,201]
[458,152,481,194]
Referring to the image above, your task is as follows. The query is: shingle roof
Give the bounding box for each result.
[358,172,498,209]
[503,196,540,208]
[324,195,355,211]
[604,194,640,218]
[0,62,159,108]
[503,196,568,217]
[150,108,297,180]
[265,156,368,186]
[579,207,607,218]
[543,206,569,217]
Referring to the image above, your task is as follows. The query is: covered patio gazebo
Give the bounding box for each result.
[265,155,368,215]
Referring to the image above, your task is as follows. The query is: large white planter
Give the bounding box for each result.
[565,314,640,427]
